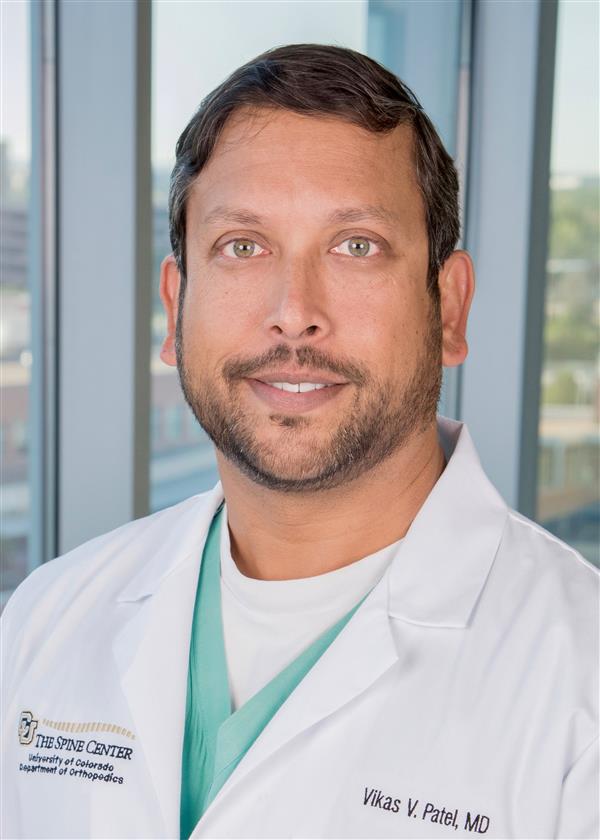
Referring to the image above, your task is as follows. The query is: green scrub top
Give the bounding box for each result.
[180,504,367,839]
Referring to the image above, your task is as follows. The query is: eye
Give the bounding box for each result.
[220,238,269,258]
[332,236,381,257]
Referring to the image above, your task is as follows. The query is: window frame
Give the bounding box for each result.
[460,0,559,513]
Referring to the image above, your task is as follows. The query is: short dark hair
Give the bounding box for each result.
[169,43,459,299]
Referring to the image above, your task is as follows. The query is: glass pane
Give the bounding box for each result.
[1,0,31,603]
[368,0,463,154]
[150,0,464,512]
[367,0,465,418]
[536,0,599,566]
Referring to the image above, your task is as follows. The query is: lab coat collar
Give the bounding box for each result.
[386,416,509,628]
[116,483,225,604]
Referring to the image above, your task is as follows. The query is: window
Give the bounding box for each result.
[536,0,599,566]
[1,0,31,602]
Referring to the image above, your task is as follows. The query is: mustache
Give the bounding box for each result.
[222,344,368,385]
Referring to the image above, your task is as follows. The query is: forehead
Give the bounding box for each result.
[189,107,423,221]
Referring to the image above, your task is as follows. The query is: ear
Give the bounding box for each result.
[438,250,475,367]
[159,254,182,367]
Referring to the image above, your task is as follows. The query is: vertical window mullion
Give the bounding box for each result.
[29,0,58,570]
[56,0,151,554]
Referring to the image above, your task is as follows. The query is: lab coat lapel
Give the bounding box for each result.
[112,562,197,836]
[386,418,508,628]
[196,574,399,830]
[112,487,225,837]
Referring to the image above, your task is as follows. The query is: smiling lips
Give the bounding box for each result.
[246,371,349,412]
[263,381,334,392]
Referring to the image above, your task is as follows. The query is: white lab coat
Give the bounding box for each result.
[2,417,598,839]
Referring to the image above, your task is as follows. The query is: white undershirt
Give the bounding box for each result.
[219,502,402,711]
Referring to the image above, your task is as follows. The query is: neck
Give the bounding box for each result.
[216,421,445,581]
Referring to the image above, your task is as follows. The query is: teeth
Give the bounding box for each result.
[270,382,332,392]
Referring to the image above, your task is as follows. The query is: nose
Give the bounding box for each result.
[263,254,332,341]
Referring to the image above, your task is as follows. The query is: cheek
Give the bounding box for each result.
[181,273,256,367]
[337,279,419,365]
[366,307,433,389]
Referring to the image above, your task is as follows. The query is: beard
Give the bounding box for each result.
[175,301,443,493]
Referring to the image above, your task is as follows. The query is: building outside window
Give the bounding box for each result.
[1,0,32,602]
[536,0,599,566]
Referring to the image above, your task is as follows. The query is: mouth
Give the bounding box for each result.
[245,371,350,413]
[254,369,348,387]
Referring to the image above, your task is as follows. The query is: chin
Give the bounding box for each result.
[249,439,328,477]
[222,435,346,492]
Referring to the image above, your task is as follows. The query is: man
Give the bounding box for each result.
[2,44,598,839]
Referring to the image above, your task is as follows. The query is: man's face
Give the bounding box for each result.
[164,108,444,492]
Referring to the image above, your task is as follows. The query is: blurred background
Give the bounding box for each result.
[1,0,598,605]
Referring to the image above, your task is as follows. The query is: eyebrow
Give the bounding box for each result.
[201,204,400,227]
[202,206,264,226]
[327,205,400,226]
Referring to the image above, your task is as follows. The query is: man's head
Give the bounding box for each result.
[160,44,474,493]
[169,44,460,301]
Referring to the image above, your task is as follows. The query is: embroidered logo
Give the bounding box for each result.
[18,710,38,745]
[16,712,135,785]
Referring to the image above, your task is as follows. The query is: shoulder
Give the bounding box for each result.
[500,507,598,596]
[488,508,598,694]
[1,489,219,649]
[490,507,599,626]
